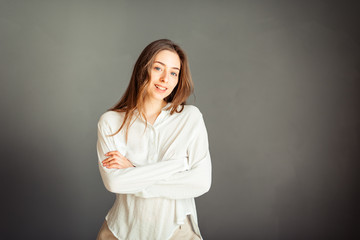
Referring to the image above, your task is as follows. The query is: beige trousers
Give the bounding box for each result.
[168,215,202,240]
[96,215,201,240]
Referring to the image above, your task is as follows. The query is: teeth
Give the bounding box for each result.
[156,85,166,90]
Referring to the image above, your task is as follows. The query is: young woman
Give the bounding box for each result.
[96,39,212,240]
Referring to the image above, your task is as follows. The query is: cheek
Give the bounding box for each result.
[148,72,155,82]
[150,70,161,80]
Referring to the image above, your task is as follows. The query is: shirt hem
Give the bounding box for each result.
[171,214,203,240]
[104,215,120,240]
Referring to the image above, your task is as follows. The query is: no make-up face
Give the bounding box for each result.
[146,50,181,103]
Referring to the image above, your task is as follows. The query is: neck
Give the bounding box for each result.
[143,97,167,116]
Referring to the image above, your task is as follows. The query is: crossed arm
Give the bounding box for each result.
[96,115,212,199]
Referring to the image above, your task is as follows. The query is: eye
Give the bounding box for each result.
[171,72,178,77]
[154,66,162,71]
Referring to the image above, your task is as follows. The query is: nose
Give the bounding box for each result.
[160,69,170,83]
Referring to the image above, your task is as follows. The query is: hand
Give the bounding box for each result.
[102,151,135,169]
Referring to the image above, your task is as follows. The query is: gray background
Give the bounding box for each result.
[1,0,359,239]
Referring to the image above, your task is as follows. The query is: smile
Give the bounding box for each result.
[155,84,167,91]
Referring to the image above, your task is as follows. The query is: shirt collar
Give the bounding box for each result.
[134,102,172,126]
[161,102,172,112]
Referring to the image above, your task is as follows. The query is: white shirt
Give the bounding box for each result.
[96,103,212,240]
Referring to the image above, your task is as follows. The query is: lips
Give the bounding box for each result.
[155,84,167,91]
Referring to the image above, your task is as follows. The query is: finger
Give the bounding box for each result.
[106,151,124,158]
[102,158,118,166]
[102,155,119,164]
[105,161,133,169]
[102,155,131,167]
[105,162,122,169]
[102,158,112,165]
[103,155,128,166]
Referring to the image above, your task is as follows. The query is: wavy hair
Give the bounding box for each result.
[107,39,194,142]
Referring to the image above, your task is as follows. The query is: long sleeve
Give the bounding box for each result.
[97,118,188,194]
[134,113,212,200]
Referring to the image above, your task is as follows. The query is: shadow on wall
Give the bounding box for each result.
[274,153,359,240]
[2,132,106,239]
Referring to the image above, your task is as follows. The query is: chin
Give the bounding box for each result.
[150,94,169,102]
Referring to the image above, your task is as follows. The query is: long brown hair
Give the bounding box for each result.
[107,39,194,142]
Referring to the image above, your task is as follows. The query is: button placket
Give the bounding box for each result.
[148,126,157,161]
[151,126,158,160]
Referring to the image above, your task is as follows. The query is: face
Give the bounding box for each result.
[146,50,181,103]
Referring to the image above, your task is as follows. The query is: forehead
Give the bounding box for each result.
[154,50,181,69]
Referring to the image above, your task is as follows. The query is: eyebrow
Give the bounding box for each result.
[154,61,180,71]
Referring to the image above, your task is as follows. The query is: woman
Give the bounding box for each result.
[96,39,212,240]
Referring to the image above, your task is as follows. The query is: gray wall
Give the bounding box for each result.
[1,1,359,239]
